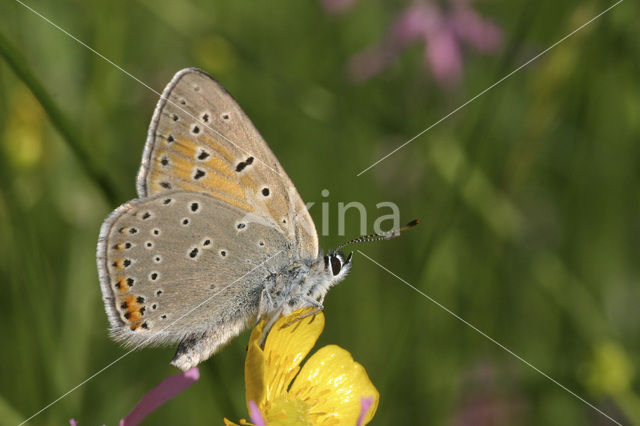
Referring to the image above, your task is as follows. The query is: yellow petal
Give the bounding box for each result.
[264,310,325,402]
[245,323,267,408]
[288,345,379,425]
[245,309,325,412]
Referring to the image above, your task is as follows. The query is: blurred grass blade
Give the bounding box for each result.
[0,394,24,426]
[0,30,117,205]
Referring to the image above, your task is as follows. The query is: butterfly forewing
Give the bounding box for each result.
[97,191,290,347]
[137,68,318,259]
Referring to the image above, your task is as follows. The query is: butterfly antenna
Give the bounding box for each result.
[333,219,420,252]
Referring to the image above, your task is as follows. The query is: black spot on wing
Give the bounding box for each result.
[193,169,206,180]
[235,156,254,172]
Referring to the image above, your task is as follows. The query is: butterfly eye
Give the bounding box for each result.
[330,255,342,276]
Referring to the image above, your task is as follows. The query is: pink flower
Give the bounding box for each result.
[321,0,358,14]
[450,4,502,53]
[426,22,463,86]
[71,368,200,426]
[452,363,526,425]
[357,397,375,426]
[248,400,266,426]
[119,368,200,426]
[349,0,503,87]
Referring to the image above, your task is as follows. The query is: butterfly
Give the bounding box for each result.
[97,68,416,371]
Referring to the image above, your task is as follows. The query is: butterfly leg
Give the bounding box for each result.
[258,309,283,347]
[281,297,324,328]
[256,288,273,326]
[257,295,324,345]
[302,296,324,317]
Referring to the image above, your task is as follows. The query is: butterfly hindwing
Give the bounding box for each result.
[137,68,318,259]
[97,191,290,347]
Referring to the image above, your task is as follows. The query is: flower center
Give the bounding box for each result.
[264,396,313,426]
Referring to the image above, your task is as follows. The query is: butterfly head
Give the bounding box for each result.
[324,250,353,284]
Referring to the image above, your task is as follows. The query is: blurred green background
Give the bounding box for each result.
[1,0,639,424]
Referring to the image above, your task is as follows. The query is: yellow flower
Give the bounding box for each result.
[225,309,379,425]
